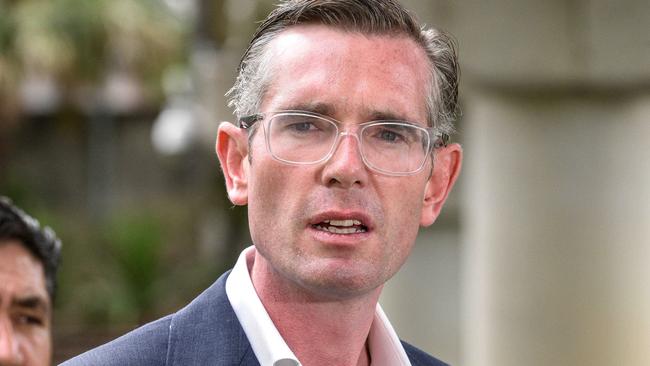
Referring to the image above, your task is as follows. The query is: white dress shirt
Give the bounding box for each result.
[225,246,412,366]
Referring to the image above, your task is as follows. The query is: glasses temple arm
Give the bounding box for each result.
[239,114,264,129]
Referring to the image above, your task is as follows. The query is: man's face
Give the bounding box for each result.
[0,242,51,366]
[219,24,460,299]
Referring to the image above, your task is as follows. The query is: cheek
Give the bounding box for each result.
[247,162,299,237]
[381,181,426,249]
[22,329,52,363]
[38,335,52,362]
[247,135,280,204]
[249,163,289,210]
[386,182,425,225]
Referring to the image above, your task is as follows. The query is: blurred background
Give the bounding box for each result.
[0,0,648,365]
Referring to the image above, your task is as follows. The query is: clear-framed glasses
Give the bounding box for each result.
[239,110,449,176]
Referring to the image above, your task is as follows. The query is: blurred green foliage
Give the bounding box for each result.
[0,0,257,359]
[51,204,222,326]
[0,0,188,116]
[103,212,165,322]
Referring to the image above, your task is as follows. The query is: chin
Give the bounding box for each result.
[296,266,386,300]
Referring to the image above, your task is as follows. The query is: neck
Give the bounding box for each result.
[250,251,381,366]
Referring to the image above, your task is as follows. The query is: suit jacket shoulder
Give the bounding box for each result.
[165,272,258,365]
[61,270,447,366]
[59,315,172,366]
[401,341,450,366]
[60,271,259,366]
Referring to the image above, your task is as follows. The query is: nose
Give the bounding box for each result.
[321,132,369,188]
[0,318,23,365]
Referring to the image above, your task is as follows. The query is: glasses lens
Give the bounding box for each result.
[268,113,338,163]
[361,123,430,174]
[266,113,431,175]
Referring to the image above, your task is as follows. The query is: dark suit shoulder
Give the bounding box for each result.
[59,271,253,366]
[165,271,258,365]
[401,341,450,366]
[59,315,172,366]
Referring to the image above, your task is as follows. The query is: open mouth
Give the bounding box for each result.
[312,219,368,234]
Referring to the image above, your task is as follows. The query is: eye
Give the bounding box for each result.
[275,116,333,135]
[371,126,409,144]
[377,129,401,142]
[288,121,316,132]
[15,313,44,327]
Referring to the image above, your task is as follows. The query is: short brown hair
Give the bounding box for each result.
[227,0,460,136]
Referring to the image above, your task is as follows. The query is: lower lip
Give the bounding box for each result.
[307,225,371,246]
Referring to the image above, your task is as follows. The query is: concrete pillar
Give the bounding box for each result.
[422,0,650,364]
[462,89,650,366]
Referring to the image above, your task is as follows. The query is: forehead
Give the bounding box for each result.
[0,241,48,306]
[261,24,431,123]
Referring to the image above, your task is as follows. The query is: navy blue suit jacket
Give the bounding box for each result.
[61,271,448,365]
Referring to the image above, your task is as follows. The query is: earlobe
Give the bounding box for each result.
[216,122,250,205]
[420,143,463,226]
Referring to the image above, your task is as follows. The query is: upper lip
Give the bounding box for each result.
[309,210,373,230]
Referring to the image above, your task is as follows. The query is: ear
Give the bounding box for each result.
[420,143,463,226]
[216,122,250,205]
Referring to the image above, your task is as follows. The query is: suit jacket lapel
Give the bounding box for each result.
[163,270,446,365]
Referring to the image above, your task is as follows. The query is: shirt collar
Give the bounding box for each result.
[225,246,412,366]
[367,304,412,366]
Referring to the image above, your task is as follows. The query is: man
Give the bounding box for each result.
[63,0,462,365]
[0,197,62,366]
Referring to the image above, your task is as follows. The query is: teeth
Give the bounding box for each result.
[323,219,362,227]
[315,219,367,234]
[328,226,358,234]
[316,225,366,234]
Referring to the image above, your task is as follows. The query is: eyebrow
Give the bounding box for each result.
[283,102,334,116]
[367,110,413,123]
[12,295,50,314]
[281,102,417,124]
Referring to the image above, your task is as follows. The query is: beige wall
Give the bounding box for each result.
[463,90,650,366]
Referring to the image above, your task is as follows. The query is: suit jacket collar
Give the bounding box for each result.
[163,270,446,366]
